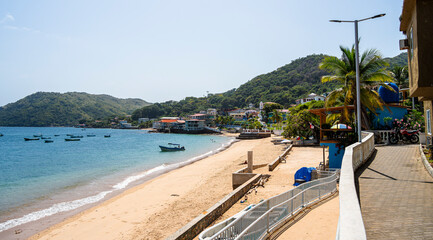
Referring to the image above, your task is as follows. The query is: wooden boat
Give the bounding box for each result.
[65,138,80,141]
[24,138,40,141]
[87,134,96,137]
[33,134,42,137]
[70,135,83,138]
[44,140,54,143]
[41,136,51,139]
[159,143,185,152]
[66,134,74,136]
[104,134,111,138]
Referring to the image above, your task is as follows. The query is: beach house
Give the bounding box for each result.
[295,93,325,105]
[399,0,433,144]
[228,109,247,121]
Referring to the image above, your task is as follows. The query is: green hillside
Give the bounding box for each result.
[0,92,150,127]
[132,54,337,119]
[384,52,408,67]
[222,54,337,106]
[132,52,408,120]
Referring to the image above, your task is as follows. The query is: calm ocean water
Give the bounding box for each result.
[0,127,233,232]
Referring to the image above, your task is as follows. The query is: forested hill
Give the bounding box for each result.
[0,92,150,127]
[132,52,409,120]
[384,52,408,67]
[222,54,337,106]
[132,54,337,119]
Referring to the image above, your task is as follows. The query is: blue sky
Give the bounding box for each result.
[0,0,405,106]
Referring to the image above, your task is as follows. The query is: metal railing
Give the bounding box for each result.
[208,170,339,240]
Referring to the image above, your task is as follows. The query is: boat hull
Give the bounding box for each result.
[24,138,40,141]
[65,138,80,141]
[159,146,185,152]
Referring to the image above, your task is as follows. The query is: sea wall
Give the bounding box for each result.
[268,145,293,171]
[167,174,262,240]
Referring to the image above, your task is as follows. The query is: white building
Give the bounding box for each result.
[295,93,325,105]
[185,119,205,131]
[207,108,217,116]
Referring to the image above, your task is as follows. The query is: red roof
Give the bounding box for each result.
[161,119,178,123]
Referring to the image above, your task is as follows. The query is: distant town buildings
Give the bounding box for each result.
[295,93,325,105]
[138,118,150,123]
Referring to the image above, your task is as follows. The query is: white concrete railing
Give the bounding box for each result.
[364,130,393,144]
[336,132,375,240]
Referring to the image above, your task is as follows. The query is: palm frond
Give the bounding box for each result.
[321,75,343,83]
[325,89,344,107]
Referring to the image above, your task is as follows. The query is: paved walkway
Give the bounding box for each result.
[357,145,433,239]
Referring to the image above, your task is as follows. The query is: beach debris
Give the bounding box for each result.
[255,174,271,188]
[170,194,179,197]
[15,229,22,234]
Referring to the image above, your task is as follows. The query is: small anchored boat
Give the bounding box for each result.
[70,135,83,138]
[24,138,40,141]
[104,134,111,138]
[87,134,96,137]
[41,136,51,139]
[44,140,54,143]
[159,143,185,152]
[65,138,80,141]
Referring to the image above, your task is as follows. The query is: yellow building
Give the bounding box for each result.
[399,0,433,143]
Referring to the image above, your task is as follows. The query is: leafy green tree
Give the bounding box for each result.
[319,45,393,129]
[390,66,408,88]
[283,101,324,142]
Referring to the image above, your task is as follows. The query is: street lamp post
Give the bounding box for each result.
[330,14,385,142]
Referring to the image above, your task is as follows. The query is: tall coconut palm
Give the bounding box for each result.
[390,66,408,88]
[319,45,394,129]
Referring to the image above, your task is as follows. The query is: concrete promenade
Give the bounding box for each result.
[357,145,433,239]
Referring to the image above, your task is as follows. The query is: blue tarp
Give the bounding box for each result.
[293,167,316,186]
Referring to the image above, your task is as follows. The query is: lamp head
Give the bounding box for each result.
[372,13,386,19]
[329,20,342,23]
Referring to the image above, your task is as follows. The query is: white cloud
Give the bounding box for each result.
[0,13,14,24]
[4,25,40,34]
[1,13,70,41]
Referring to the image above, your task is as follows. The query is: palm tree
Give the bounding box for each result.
[390,66,408,88]
[319,45,394,129]
[270,109,283,129]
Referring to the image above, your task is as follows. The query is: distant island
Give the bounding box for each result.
[0,92,150,127]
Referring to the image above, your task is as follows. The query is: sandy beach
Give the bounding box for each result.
[26,137,284,240]
[12,136,335,240]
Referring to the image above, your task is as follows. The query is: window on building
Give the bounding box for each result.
[427,109,432,135]
[409,27,414,61]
